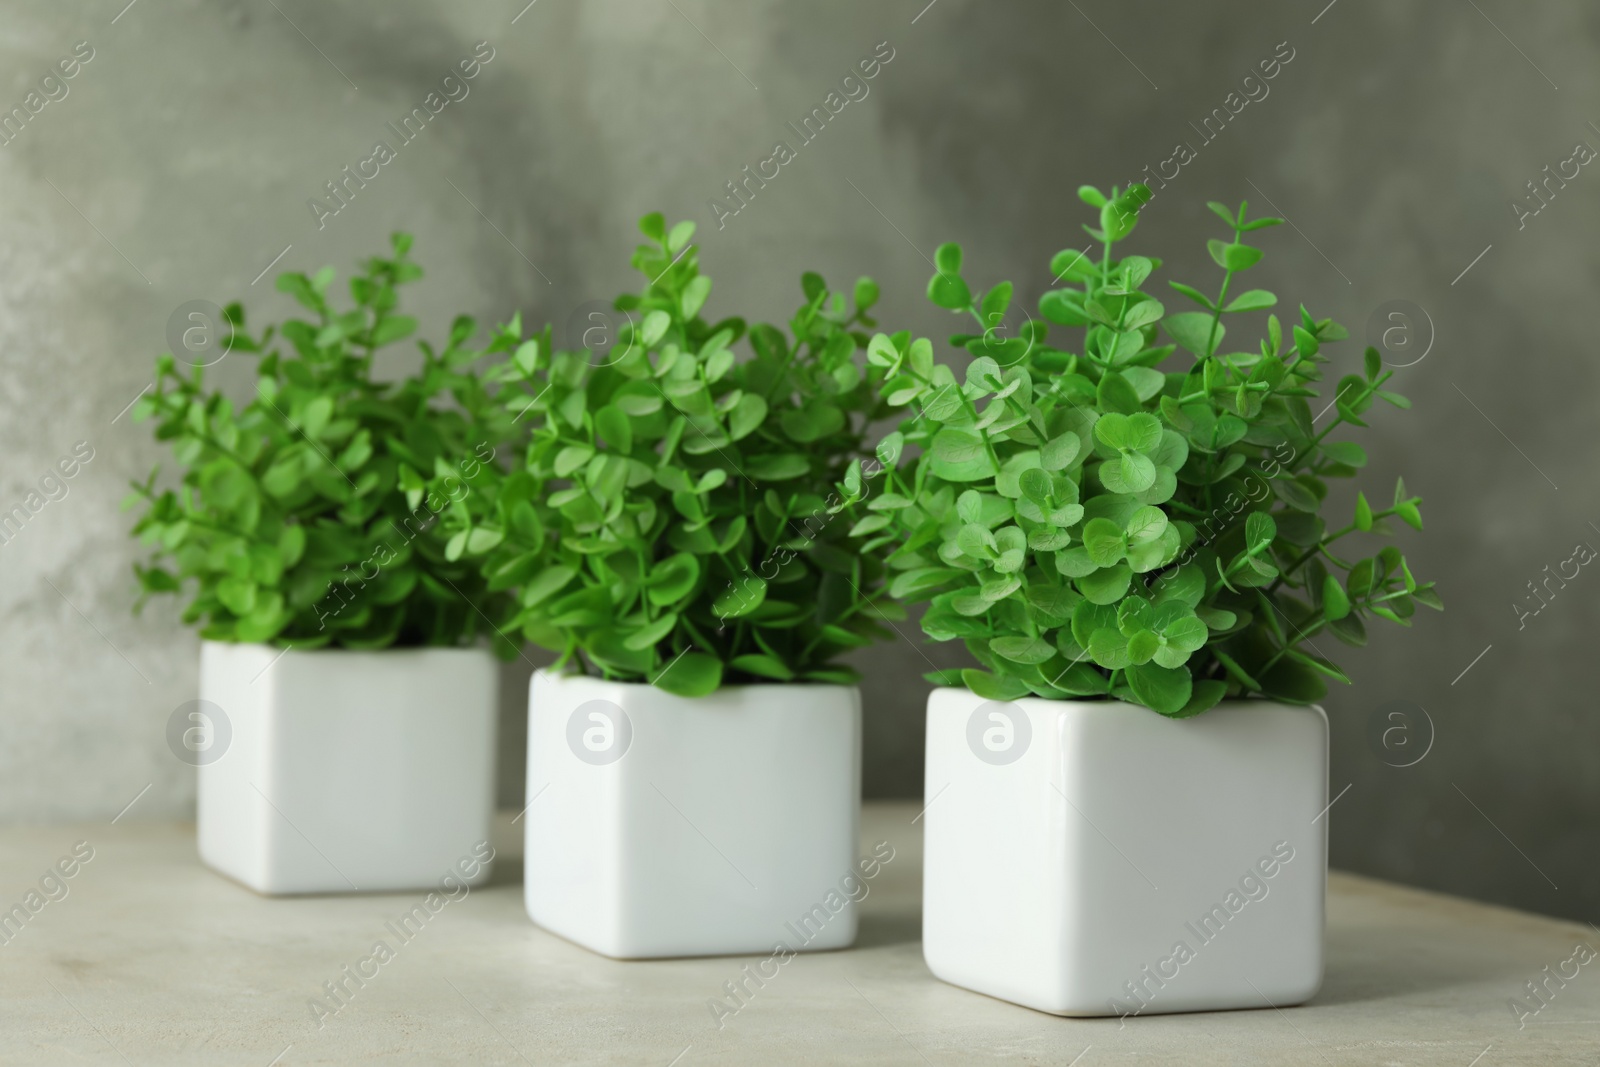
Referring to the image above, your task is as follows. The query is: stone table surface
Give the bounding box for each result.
[0,801,1591,1066]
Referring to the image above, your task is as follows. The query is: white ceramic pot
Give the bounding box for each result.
[196,641,498,895]
[523,670,861,958]
[922,687,1326,1017]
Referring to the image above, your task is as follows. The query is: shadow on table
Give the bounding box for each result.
[487,858,524,889]
[1309,922,1515,1007]
[855,909,922,950]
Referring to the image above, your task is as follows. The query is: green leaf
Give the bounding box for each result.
[929,428,997,481]
[1121,299,1165,331]
[928,270,971,310]
[1018,467,1053,504]
[1122,366,1166,401]
[1127,629,1161,664]
[217,576,257,616]
[681,275,712,319]
[640,310,671,346]
[639,212,667,241]
[980,282,1013,329]
[266,533,303,579]
[1050,247,1098,281]
[522,566,576,608]
[1347,558,1376,599]
[1273,477,1320,512]
[850,514,890,536]
[1082,518,1126,566]
[646,553,700,605]
[1320,440,1367,469]
[1245,511,1276,553]
[1168,281,1215,311]
[667,219,696,252]
[595,404,633,452]
[1101,184,1152,242]
[1119,256,1154,291]
[1208,240,1264,271]
[1294,325,1320,359]
[730,653,795,681]
[650,651,722,697]
[1223,289,1276,313]
[1322,576,1351,621]
[1213,649,1262,690]
[1041,433,1082,471]
[1156,616,1207,663]
[965,356,1004,392]
[713,577,767,618]
[1040,290,1087,326]
[1096,371,1143,415]
[866,333,899,368]
[1125,505,1168,544]
[1088,627,1132,670]
[371,315,417,346]
[991,635,1056,665]
[1354,491,1373,531]
[1329,613,1367,647]
[1151,564,1205,607]
[1126,526,1178,573]
[624,613,680,651]
[1171,679,1227,718]
[466,527,504,554]
[1378,389,1411,409]
[961,668,1030,701]
[1286,648,1350,685]
[300,396,333,439]
[957,523,998,560]
[890,568,962,599]
[745,453,811,481]
[1165,312,1222,357]
[1094,412,1162,453]
[993,526,1027,573]
[1126,662,1193,714]
[1078,562,1132,604]
[1100,451,1156,494]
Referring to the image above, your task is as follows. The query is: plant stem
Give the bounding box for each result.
[1201,223,1243,360]
[1270,506,1401,593]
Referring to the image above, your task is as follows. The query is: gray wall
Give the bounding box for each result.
[0,0,1595,922]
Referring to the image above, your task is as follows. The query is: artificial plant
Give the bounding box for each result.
[435,213,899,696]
[840,187,1439,716]
[127,235,516,651]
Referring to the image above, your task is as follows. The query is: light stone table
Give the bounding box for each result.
[0,802,1593,1066]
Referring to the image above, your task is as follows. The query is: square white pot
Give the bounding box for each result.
[524,670,861,958]
[922,688,1326,1017]
[196,641,498,895]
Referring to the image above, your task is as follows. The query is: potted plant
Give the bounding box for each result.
[440,214,897,957]
[127,235,514,894]
[841,188,1439,1015]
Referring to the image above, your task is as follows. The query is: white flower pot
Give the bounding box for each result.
[922,687,1326,1017]
[523,670,861,958]
[196,641,498,895]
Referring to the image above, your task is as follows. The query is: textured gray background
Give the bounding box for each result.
[0,0,1592,923]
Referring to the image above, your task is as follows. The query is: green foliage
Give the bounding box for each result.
[845,188,1439,716]
[437,214,898,697]
[126,236,516,652]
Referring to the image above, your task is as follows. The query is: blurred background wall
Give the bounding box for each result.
[0,0,1593,922]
